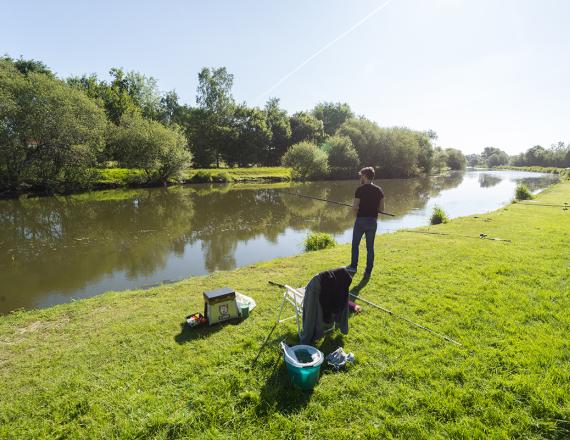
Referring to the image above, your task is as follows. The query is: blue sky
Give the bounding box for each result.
[2,0,569,154]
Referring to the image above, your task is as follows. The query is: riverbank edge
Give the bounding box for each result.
[1,179,567,325]
[1,181,568,438]
[495,165,570,176]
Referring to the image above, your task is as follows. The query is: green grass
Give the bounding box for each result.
[1,183,569,438]
[496,165,569,176]
[182,167,292,183]
[304,232,337,252]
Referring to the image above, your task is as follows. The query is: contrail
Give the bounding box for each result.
[254,0,394,104]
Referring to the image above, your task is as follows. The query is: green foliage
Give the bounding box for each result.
[223,106,271,167]
[515,183,533,200]
[189,170,213,183]
[211,171,233,183]
[510,142,570,168]
[1,55,54,77]
[312,101,354,136]
[263,98,291,165]
[430,206,449,224]
[304,232,337,251]
[281,141,328,180]
[481,147,509,168]
[109,112,191,182]
[0,60,107,193]
[290,111,325,145]
[326,135,359,179]
[445,148,467,170]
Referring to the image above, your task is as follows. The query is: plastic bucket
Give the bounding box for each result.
[283,345,324,390]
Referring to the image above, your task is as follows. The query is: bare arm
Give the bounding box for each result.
[352,198,360,216]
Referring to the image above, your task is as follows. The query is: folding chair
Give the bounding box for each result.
[275,285,305,339]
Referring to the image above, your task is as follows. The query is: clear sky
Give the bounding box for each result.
[2,0,569,154]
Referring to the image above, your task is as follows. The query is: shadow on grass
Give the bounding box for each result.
[349,275,370,299]
[174,318,244,344]
[255,352,313,416]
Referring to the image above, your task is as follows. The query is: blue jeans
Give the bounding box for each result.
[350,217,377,273]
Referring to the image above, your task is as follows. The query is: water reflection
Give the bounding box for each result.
[0,170,558,313]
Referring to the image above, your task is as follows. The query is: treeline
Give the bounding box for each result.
[466,144,570,169]
[0,56,466,195]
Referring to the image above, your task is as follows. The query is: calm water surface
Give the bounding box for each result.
[0,170,558,314]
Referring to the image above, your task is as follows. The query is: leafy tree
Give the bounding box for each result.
[0,61,107,192]
[416,133,434,174]
[465,154,480,167]
[159,90,180,125]
[223,105,271,167]
[445,148,466,170]
[290,112,325,145]
[379,127,421,178]
[1,55,54,77]
[109,111,191,182]
[327,135,359,169]
[432,147,448,172]
[481,146,509,167]
[124,71,162,120]
[312,102,354,136]
[191,67,236,167]
[281,141,328,180]
[337,117,382,166]
[263,98,291,165]
[67,70,138,124]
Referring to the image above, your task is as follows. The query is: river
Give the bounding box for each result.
[0,170,558,314]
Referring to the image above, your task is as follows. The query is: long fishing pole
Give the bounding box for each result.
[268,281,461,346]
[348,293,462,346]
[282,191,395,217]
[399,229,512,242]
[515,202,568,209]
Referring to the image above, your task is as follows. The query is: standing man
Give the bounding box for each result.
[346,167,384,277]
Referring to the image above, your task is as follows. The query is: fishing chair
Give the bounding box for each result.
[275,285,306,339]
[275,284,336,339]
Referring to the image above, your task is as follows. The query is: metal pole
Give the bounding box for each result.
[349,293,462,346]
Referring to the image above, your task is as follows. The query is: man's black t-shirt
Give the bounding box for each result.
[355,183,384,218]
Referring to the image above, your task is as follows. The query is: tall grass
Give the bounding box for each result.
[430,206,449,225]
[515,183,533,200]
[304,232,336,251]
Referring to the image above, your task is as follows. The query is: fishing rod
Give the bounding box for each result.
[348,293,462,346]
[268,281,461,346]
[282,191,395,217]
[399,229,512,243]
[515,202,568,209]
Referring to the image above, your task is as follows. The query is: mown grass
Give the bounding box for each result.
[96,167,292,188]
[0,183,569,439]
[496,165,570,177]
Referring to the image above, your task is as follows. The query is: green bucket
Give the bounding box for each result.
[282,344,324,390]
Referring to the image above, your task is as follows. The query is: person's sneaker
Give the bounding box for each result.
[345,266,357,273]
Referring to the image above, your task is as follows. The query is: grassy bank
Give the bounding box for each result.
[1,183,569,438]
[96,166,292,188]
[496,165,570,178]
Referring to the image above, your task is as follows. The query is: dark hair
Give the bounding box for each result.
[359,167,375,180]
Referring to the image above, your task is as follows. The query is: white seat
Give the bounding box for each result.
[276,285,305,338]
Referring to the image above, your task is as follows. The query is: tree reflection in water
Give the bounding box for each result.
[0,170,558,313]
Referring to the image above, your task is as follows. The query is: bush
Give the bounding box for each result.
[281,141,328,180]
[430,206,449,225]
[211,172,233,183]
[327,135,360,169]
[304,232,337,252]
[515,183,533,200]
[109,112,191,183]
[190,170,213,183]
